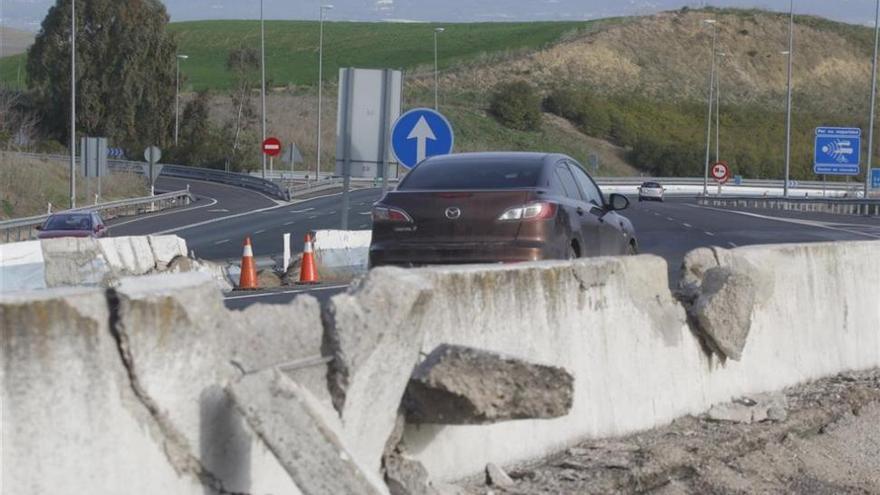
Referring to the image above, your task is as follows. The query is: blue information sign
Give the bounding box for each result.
[872,168,880,189]
[814,127,861,176]
[391,108,454,169]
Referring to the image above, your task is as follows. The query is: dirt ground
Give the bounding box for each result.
[460,369,880,495]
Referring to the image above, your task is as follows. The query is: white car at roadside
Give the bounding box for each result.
[638,182,665,202]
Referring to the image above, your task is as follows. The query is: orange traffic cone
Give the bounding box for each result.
[238,236,259,290]
[298,233,320,285]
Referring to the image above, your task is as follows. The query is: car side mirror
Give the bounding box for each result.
[608,193,629,211]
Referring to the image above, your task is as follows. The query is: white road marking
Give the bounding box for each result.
[360,212,373,216]
[110,196,219,228]
[224,284,350,301]
[308,215,318,220]
[208,209,230,213]
[254,229,266,234]
[290,208,315,213]
[666,217,675,221]
[214,239,231,245]
[688,204,880,240]
[154,202,288,235]
[283,221,296,226]
[704,231,716,237]
[728,242,738,248]
[682,223,693,228]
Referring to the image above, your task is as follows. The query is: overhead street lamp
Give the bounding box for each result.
[316,4,334,181]
[866,0,880,199]
[260,0,267,179]
[783,0,795,197]
[434,27,444,110]
[702,19,717,196]
[175,54,189,146]
[70,0,77,208]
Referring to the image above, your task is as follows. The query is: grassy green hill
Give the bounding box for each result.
[0,19,623,91]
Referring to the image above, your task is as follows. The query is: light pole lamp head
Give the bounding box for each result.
[435,27,445,33]
[321,4,334,11]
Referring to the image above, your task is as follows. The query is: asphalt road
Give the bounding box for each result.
[104,179,879,311]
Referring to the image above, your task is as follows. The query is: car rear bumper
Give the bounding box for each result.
[369,241,552,267]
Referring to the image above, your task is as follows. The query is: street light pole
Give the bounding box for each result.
[783,0,795,197]
[174,54,188,146]
[316,5,333,182]
[69,0,76,208]
[434,27,444,111]
[866,0,880,199]
[702,19,717,196]
[260,0,267,179]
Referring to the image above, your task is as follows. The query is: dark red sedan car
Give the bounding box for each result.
[369,152,637,267]
[37,212,108,239]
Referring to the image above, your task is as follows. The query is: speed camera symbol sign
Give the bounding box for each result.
[711,162,730,183]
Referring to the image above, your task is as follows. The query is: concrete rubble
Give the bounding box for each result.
[2,239,879,494]
[227,369,387,495]
[404,344,574,424]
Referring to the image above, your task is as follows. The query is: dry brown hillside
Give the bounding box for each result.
[445,9,874,114]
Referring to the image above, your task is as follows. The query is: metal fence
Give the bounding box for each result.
[4,152,291,202]
[0,189,194,244]
[697,196,880,217]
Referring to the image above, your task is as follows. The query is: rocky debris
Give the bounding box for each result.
[706,393,788,424]
[384,451,439,495]
[227,369,387,495]
[404,345,574,425]
[690,266,758,361]
[323,267,434,473]
[486,463,515,488]
[459,369,880,495]
[282,255,303,285]
[257,269,283,289]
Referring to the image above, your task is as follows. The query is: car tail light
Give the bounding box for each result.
[497,202,557,221]
[372,206,413,223]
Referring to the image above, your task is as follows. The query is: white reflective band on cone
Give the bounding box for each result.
[243,245,254,257]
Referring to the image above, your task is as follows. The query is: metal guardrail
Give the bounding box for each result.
[4,152,291,202]
[698,196,880,217]
[0,189,195,244]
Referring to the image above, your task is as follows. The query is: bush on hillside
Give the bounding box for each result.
[489,81,542,131]
[544,88,611,138]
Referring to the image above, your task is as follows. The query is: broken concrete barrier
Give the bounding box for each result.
[227,369,388,495]
[312,229,371,281]
[324,267,433,474]
[404,344,574,424]
[0,240,46,291]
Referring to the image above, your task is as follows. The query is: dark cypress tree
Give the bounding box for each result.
[26,0,178,152]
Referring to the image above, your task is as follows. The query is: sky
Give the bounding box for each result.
[1,0,876,32]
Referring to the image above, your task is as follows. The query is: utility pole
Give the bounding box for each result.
[702,19,717,196]
[866,0,880,200]
[434,27,444,110]
[175,54,188,146]
[69,0,76,208]
[260,0,267,179]
[316,5,333,182]
[783,0,795,198]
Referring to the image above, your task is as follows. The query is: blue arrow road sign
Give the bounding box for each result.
[814,127,861,176]
[872,168,880,189]
[391,108,454,169]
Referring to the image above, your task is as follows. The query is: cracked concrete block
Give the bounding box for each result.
[691,266,759,361]
[404,345,574,425]
[228,369,388,495]
[0,287,201,494]
[112,272,328,494]
[148,235,188,269]
[99,236,157,276]
[324,267,434,475]
[41,237,111,287]
[257,269,283,289]
[486,463,515,487]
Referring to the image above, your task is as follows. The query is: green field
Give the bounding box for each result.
[0,19,621,91]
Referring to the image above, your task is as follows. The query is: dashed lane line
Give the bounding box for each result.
[214,239,231,245]
[686,204,880,240]
[704,231,716,237]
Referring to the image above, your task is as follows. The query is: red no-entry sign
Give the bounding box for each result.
[262,137,282,157]
[711,161,730,184]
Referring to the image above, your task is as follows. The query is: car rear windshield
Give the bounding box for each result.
[399,159,543,190]
[44,214,92,231]
[642,182,661,188]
